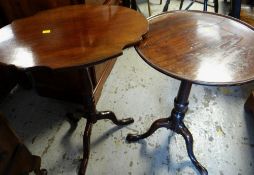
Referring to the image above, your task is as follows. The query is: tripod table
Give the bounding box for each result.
[127,10,254,175]
[0,5,148,175]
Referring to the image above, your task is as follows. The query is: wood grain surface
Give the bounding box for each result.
[0,5,148,69]
[136,11,254,85]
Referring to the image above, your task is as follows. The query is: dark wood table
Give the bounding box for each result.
[126,10,254,175]
[0,5,148,175]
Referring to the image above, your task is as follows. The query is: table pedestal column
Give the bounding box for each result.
[126,80,208,175]
[78,68,134,175]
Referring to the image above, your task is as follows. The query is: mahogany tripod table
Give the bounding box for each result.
[0,5,148,175]
[126,11,254,174]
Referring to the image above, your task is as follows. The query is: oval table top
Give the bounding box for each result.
[0,5,148,70]
[136,11,254,86]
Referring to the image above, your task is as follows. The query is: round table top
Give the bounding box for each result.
[0,5,148,70]
[136,11,254,86]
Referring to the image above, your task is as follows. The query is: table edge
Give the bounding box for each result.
[135,10,254,86]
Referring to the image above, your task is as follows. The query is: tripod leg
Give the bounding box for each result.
[97,111,134,125]
[170,81,207,174]
[176,122,208,175]
[33,155,47,175]
[126,118,170,142]
[79,120,93,175]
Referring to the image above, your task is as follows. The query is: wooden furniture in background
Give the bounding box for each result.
[0,0,81,24]
[0,5,148,174]
[245,91,254,116]
[126,11,254,175]
[0,0,120,105]
[0,114,46,175]
[241,4,254,26]
[240,3,254,117]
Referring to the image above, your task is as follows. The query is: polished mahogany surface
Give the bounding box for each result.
[136,11,254,85]
[0,5,148,69]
